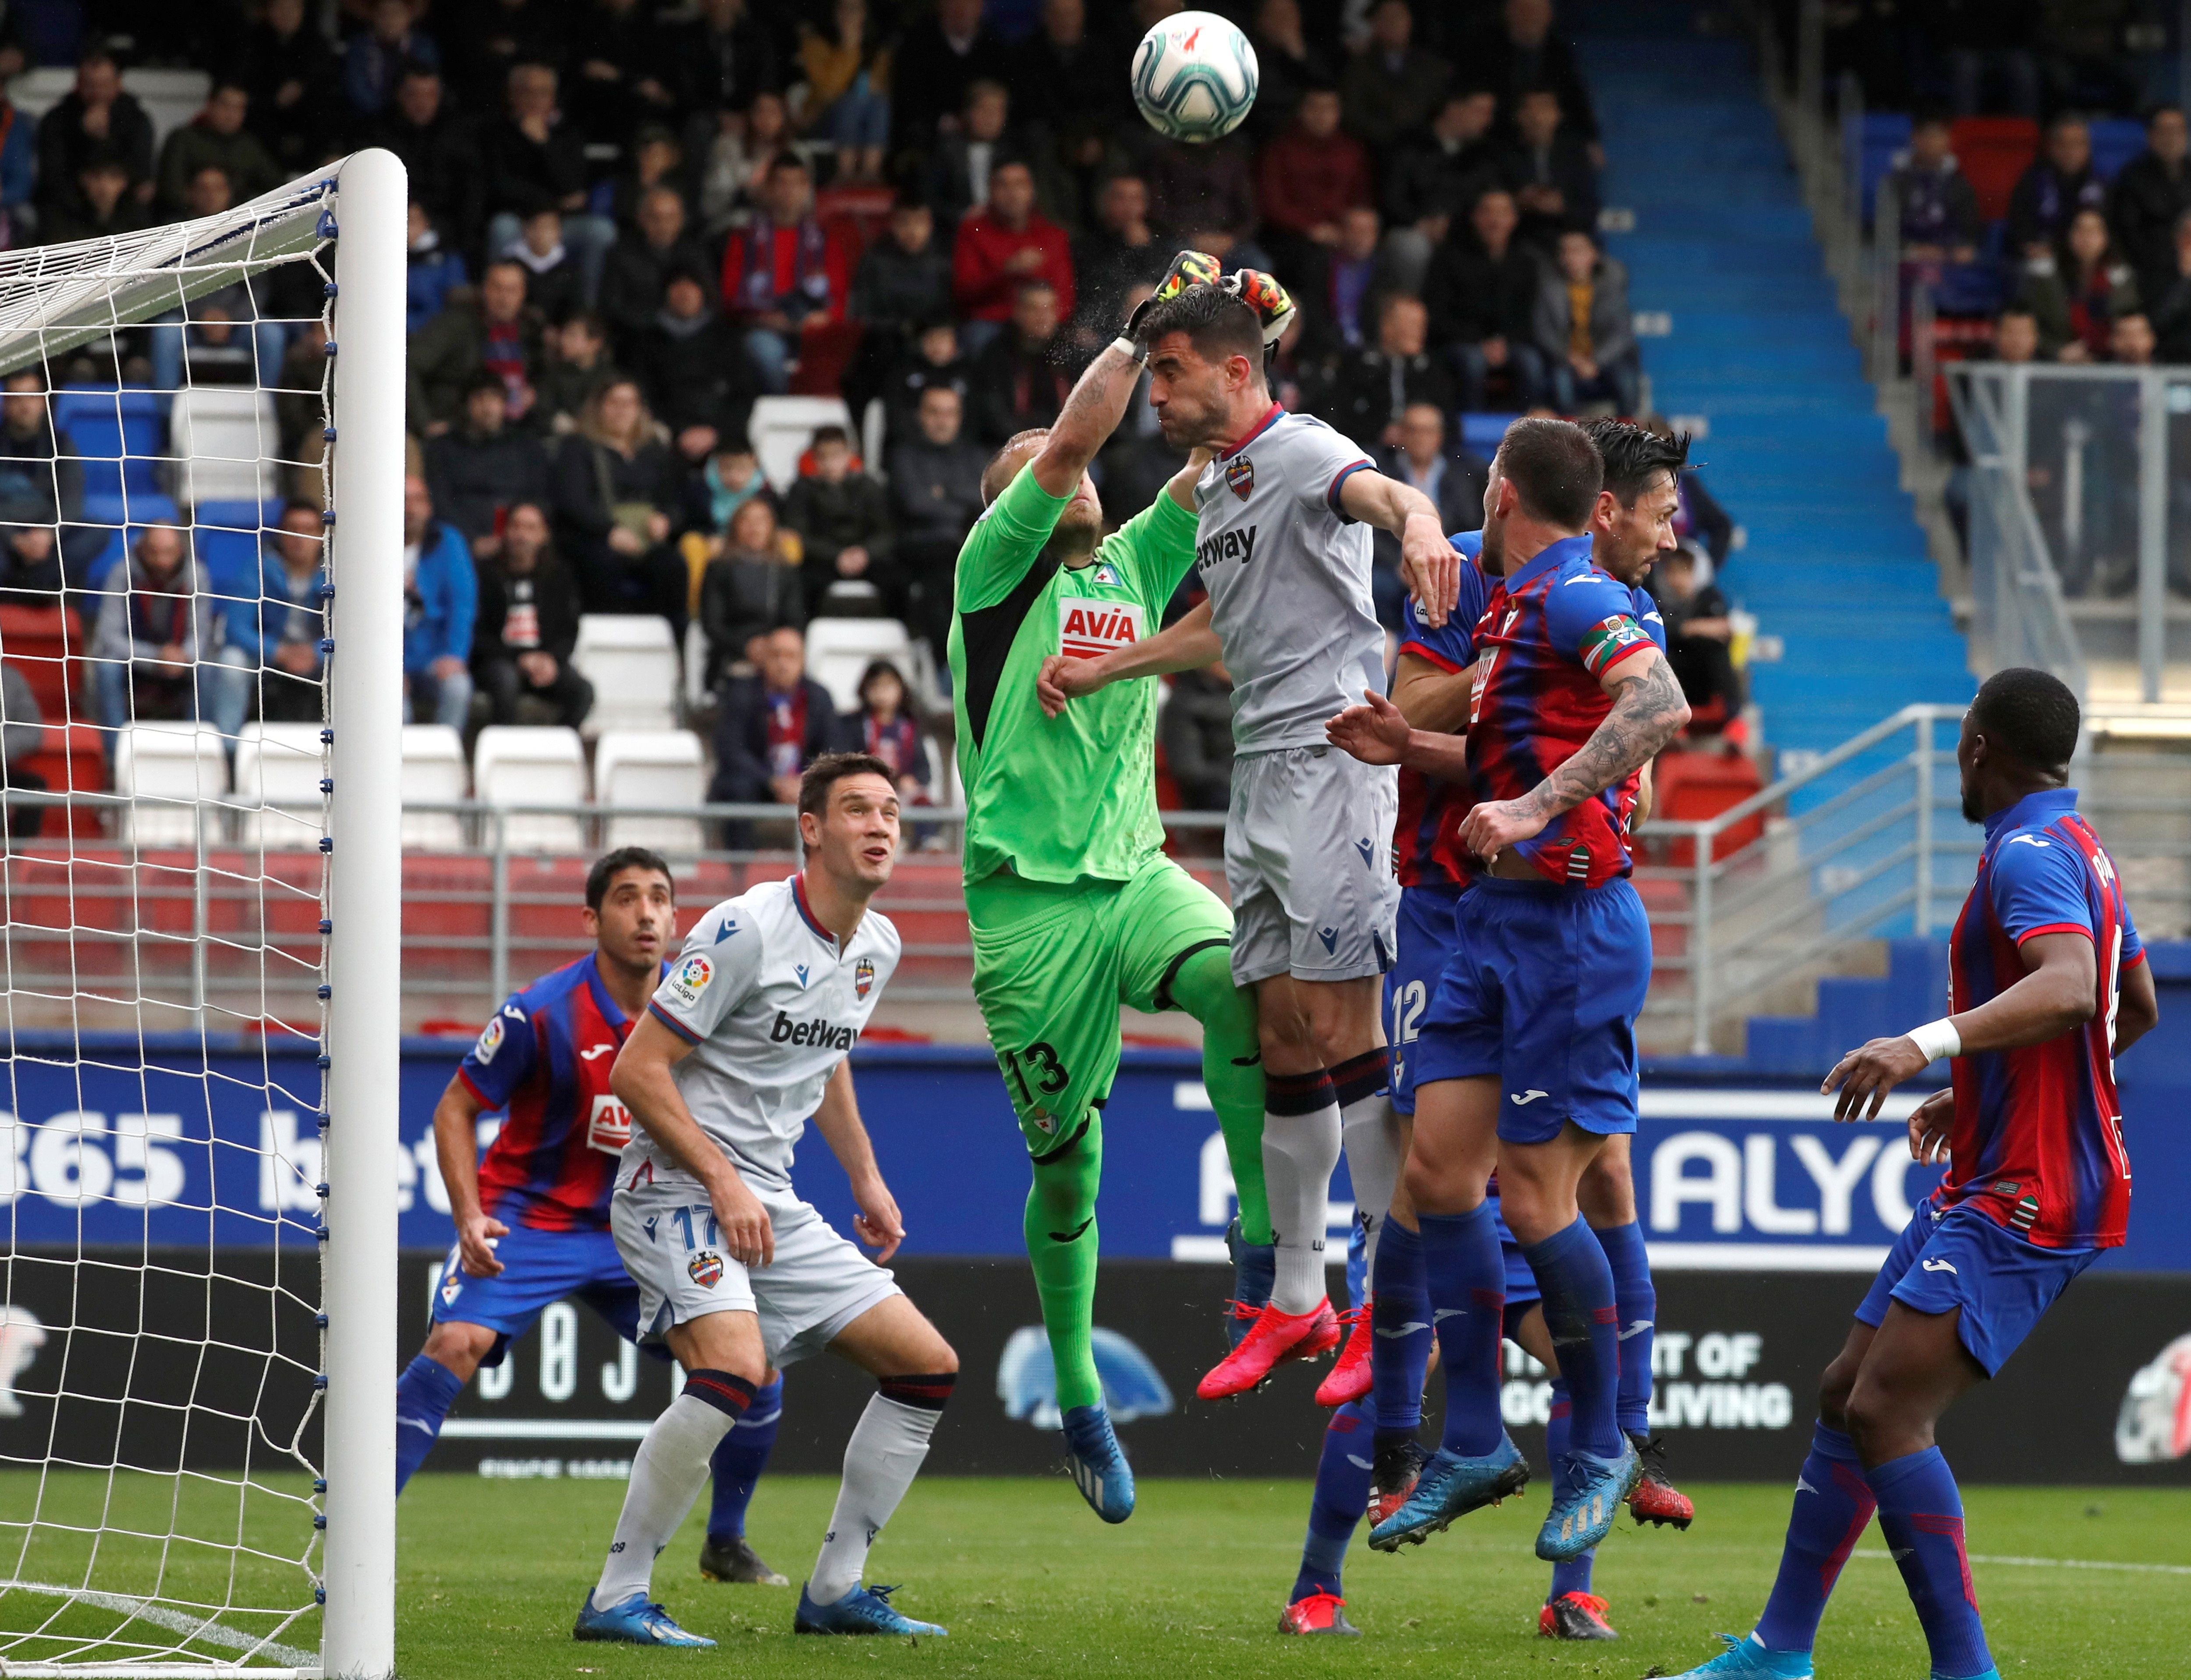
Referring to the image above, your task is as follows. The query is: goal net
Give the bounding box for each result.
[0,154,405,1676]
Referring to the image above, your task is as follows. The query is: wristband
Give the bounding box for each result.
[1110,335,1147,364]
[1905,1017,1961,1062]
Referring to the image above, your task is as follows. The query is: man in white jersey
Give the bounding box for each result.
[574,753,960,1647]
[1044,276,1461,1403]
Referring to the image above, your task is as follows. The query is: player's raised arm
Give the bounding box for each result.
[613,1010,776,1267]
[807,1062,905,1262]
[1037,597,1221,716]
[1338,468,1459,627]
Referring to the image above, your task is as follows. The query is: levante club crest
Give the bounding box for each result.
[1225,454,1255,500]
[688,1251,725,1289]
[854,956,875,999]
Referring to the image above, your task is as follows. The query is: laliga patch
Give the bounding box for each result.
[473,1015,505,1064]
[688,1250,726,1290]
[1224,454,1255,500]
[854,956,875,999]
[664,952,713,1009]
[1058,596,1145,661]
[587,1093,633,1155]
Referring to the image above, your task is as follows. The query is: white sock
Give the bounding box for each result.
[1340,1088,1403,1277]
[1261,1081,1341,1316]
[808,1393,944,1606]
[595,1391,739,1605]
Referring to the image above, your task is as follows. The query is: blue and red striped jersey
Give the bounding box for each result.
[1941,787,2144,1249]
[458,954,652,1231]
[1394,531,1494,888]
[1465,534,1664,888]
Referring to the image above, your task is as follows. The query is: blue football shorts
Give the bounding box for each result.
[1411,875,1651,1144]
[429,1220,643,1368]
[1855,1199,2098,1376]
[1386,881,1466,1117]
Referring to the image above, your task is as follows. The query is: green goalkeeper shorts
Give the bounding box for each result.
[968,854,1234,1159]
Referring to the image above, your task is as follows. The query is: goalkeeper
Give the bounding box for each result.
[950,254,1269,1524]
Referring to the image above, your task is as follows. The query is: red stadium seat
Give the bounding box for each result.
[0,603,87,724]
[1949,117,2040,223]
[789,319,865,397]
[1654,749,1766,865]
[16,721,106,840]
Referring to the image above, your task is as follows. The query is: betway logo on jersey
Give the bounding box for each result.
[1058,597,1144,661]
[770,1011,862,1050]
[1194,524,1258,574]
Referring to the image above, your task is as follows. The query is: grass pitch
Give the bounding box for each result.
[390,1474,2191,1679]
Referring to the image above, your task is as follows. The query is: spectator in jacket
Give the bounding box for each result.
[552,378,689,627]
[37,53,155,224]
[708,624,837,818]
[344,0,441,119]
[1649,542,1741,734]
[1326,294,1457,448]
[953,159,1076,343]
[408,261,548,435]
[401,476,477,730]
[889,0,1011,159]
[2110,309,2157,367]
[698,91,793,234]
[2110,105,2191,304]
[0,661,45,839]
[888,384,986,654]
[241,0,339,174]
[534,313,619,436]
[1145,134,1260,259]
[1383,88,1501,295]
[1889,113,1982,260]
[2009,113,2107,260]
[1257,86,1374,284]
[156,84,278,219]
[1298,206,1392,357]
[473,502,593,729]
[969,282,1074,445]
[683,437,774,538]
[2143,210,2191,361]
[635,270,762,465]
[1370,402,1485,625]
[720,155,850,394]
[1340,0,1452,156]
[366,64,482,259]
[784,424,897,617]
[885,319,974,441]
[839,660,928,801]
[1535,227,1639,414]
[1073,175,1169,333]
[223,501,326,725]
[925,79,1014,227]
[1498,89,1598,252]
[407,203,469,334]
[92,523,243,741]
[39,150,152,247]
[0,81,37,246]
[2016,207,2141,362]
[480,64,617,305]
[1015,0,1127,127]
[850,195,954,338]
[699,496,803,688]
[424,374,556,560]
[598,186,716,358]
[566,0,678,145]
[503,209,585,326]
[1465,0,1600,148]
[0,372,98,594]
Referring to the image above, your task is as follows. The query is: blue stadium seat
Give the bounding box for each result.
[1843,110,1911,227]
[81,491,181,530]
[1459,413,1518,454]
[2088,117,2145,181]
[54,387,167,500]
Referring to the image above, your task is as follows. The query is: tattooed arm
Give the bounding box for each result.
[1457,646,1689,858]
[1026,341,1145,497]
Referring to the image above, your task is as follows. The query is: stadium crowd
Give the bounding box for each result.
[0,0,1748,816]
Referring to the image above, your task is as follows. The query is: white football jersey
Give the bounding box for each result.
[625,873,900,1191]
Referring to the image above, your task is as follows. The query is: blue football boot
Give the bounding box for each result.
[1060,1402,1135,1522]
[1224,1215,1275,1349]
[573,1591,716,1647]
[1667,1632,1816,1678]
[794,1582,947,1637]
[1366,1433,1531,1551]
[1537,1439,1641,1561]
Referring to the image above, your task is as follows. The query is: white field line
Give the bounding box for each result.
[0,1577,317,1668]
[1854,1548,2191,1577]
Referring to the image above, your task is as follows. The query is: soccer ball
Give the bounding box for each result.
[1132,11,1259,145]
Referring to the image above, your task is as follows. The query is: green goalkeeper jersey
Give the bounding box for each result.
[949,464,1200,888]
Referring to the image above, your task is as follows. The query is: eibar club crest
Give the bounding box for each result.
[1224,454,1255,500]
[688,1250,725,1289]
[854,956,876,998]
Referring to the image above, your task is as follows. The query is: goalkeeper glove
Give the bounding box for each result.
[1220,268,1297,367]
[1118,248,1223,357]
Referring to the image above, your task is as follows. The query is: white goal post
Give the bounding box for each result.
[0,151,404,1678]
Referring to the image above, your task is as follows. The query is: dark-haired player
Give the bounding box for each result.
[395,847,791,1588]
[1672,669,2157,1680]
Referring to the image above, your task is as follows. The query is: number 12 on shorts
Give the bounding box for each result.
[1390,981,1426,1047]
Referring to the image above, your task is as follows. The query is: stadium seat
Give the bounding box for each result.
[399,724,469,851]
[1948,117,2040,222]
[4,68,75,128]
[472,726,589,853]
[232,722,325,850]
[594,729,706,853]
[2088,117,2145,181]
[13,721,101,840]
[122,67,212,152]
[805,617,915,711]
[52,388,164,500]
[170,389,279,505]
[0,602,85,721]
[82,491,181,531]
[683,619,710,713]
[1460,413,1519,455]
[1844,110,1911,228]
[113,723,228,848]
[1652,749,1766,865]
[570,613,680,737]
[748,395,855,493]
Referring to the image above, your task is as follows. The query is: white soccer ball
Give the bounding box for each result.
[1132,11,1259,145]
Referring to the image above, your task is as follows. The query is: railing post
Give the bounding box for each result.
[1913,712,1933,936]
[2138,370,2168,704]
[1691,825,1713,1057]
[489,809,509,1007]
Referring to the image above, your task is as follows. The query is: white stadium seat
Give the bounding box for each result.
[171,389,279,505]
[594,730,706,854]
[472,726,589,853]
[571,613,679,737]
[233,722,326,850]
[804,617,916,712]
[114,723,227,848]
[399,725,469,851]
[748,395,854,493]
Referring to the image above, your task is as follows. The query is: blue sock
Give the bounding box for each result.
[1369,1217,1431,1439]
[1293,1400,1372,1601]
[1866,1447,1992,1679]
[1593,1219,1654,1439]
[394,1354,465,1493]
[1754,1422,1877,1652]
[1522,1218,1623,1459]
[706,1374,784,1542]
[1418,1204,1507,1457]
[1543,1379,1595,1602]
